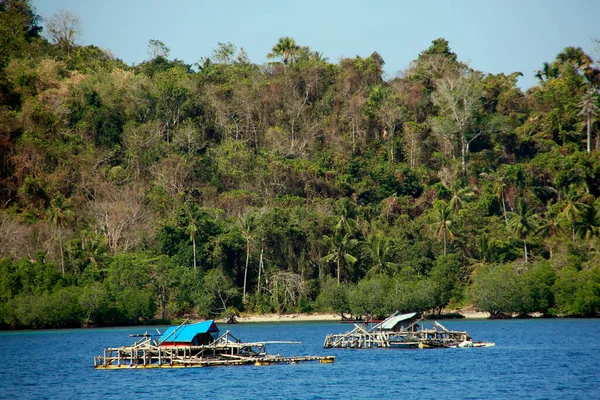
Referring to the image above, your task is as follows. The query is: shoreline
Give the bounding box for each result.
[218,310,492,324]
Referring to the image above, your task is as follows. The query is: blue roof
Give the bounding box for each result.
[159,320,219,344]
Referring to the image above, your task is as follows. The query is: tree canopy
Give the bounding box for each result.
[1,5,600,329]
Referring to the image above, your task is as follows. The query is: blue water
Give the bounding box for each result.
[0,319,599,399]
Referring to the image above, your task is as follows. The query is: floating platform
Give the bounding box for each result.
[94,320,334,369]
[324,312,494,349]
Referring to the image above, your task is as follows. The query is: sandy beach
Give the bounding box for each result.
[218,309,491,324]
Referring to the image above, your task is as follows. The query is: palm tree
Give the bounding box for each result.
[536,205,561,259]
[556,46,593,74]
[196,57,213,75]
[432,200,454,256]
[448,185,475,215]
[575,203,600,242]
[364,234,399,277]
[480,170,509,226]
[321,232,358,283]
[506,199,537,263]
[578,89,598,153]
[47,195,75,275]
[238,211,256,303]
[534,62,559,83]
[559,185,590,243]
[334,198,358,237]
[267,37,300,65]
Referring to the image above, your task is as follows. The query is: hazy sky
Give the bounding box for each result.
[33,0,600,89]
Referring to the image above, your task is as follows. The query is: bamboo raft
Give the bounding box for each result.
[94,323,334,369]
[323,312,495,349]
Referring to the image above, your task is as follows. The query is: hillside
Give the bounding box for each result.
[1,1,600,329]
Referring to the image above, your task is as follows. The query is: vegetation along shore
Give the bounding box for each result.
[1,2,600,330]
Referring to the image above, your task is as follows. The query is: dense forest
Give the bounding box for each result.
[1,1,600,329]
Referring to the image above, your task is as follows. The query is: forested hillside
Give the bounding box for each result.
[1,1,600,329]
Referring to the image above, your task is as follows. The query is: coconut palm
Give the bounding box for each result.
[196,57,213,75]
[267,37,301,65]
[575,203,600,242]
[578,89,598,153]
[506,199,537,263]
[480,170,509,226]
[321,232,358,283]
[47,195,75,274]
[534,62,559,83]
[559,185,590,243]
[448,185,475,215]
[536,205,562,259]
[432,200,454,256]
[364,235,399,277]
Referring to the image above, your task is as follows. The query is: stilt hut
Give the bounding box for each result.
[94,320,335,369]
[324,312,494,349]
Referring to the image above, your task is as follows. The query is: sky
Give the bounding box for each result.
[33,0,600,90]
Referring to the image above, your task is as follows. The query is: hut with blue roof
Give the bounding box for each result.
[159,320,220,346]
[94,319,335,369]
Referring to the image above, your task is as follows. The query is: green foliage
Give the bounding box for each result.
[2,28,600,329]
[553,265,600,316]
[315,277,351,316]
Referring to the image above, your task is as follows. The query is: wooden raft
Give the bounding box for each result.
[94,330,334,369]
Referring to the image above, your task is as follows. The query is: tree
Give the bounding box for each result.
[199,269,239,317]
[480,170,510,226]
[267,37,300,65]
[315,277,351,318]
[432,200,454,256]
[321,232,358,283]
[334,197,358,237]
[0,0,42,71]
[578,89,598,153]
[447,185,475,215]
[506,199,537,263]
[364,235,399,277]
[469,263,520,318]
[147,39,170,59]
[431,70,484,178]
[45,9,81,55]
[211,41,236,64]
[185,210,198,272]
[238,211,256,303]
[47,195,75,274]
[429,254,462,315]
[559,185,590,243]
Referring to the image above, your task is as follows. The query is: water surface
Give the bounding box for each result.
[0,319,598,399]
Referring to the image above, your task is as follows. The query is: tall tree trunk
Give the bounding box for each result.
[443,229,447,256]
[192,237,197,272]
[257,243,264,297]
[587,116,591,153]
[501,191,508,227]
[58,223,65,275]
[524,239,528,263]
[461,139,467,179]
[243,239,250,303]
[337,257,341,284]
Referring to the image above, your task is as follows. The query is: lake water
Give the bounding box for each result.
[0,319,598,399]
